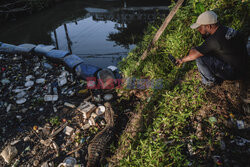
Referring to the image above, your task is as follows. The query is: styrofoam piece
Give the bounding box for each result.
[63,54,84,70]
[77,101,96,119]
[45,49,69,61]
[64,126,74,136]
[34,44,55,55]
[75,63,101,80]
[107,65,118,71]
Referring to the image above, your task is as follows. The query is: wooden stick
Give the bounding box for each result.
[136,0,184,66]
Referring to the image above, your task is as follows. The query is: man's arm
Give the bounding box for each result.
[176,48,203,65]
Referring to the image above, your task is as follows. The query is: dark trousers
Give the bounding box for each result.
[196,55,238,85]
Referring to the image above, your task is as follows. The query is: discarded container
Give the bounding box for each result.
[16,98,27,104]
[26,75,34,81]
[96,106,105,115]
[43,62,53,70]
[97,69,115,89]
[63,157,77,167]
[58,76,67,86]
[45,50,70,61]
[64,126,74,136]
[34,44,55,55]
[82,123,90,130]
[63,54,84,70]
[64,102,76,108]
[25,81,34,87]
[77,101,96,119]
[103,94,113,101]
[1,79,10,85]
[36,78,45,84]
[236,120,245,129]
[75,63,101,80]
[44,95,58,102]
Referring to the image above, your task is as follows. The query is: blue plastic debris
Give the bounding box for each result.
[63,54,84,70]
[0,42,2,46]
[45,49,70,61]
[0,43,17,54]
[17,44,36,53]
[34,44,55,55]
[75,63,101,80]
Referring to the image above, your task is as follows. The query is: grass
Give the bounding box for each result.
[113,0,250,166]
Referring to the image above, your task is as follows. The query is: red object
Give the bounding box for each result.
[2,67,6,71]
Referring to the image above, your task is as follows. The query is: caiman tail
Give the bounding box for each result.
[87,102,115,167]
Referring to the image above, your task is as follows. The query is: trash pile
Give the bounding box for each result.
[0,42,120,167]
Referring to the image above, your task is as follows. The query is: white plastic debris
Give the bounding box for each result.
[96,105,105,115]
[231,136,250,146]
[25,80,34,87]
[107,65,118,71]
[77,101,96,119]
[0,145,18,163]
[25,75,34,81]
[88,117,95,126]
[16,98,27,104]
[44,95,58,102]
[63,157,76,167]
[64,126,74,136]
[1,79,10,85]
[103,94,113,101]
[82,123,90,130]
[236,120,245,129]
[64,102,76,108]
[6,104,12,113]
[58,76,67,86]
[36,78,45,84]
[16,91,26,99]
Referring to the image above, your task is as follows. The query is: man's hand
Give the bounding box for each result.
[176,59,184,66]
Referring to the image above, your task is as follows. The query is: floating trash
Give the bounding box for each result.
[16,98,27,104]
[236,120,245,129]
[25,80,34,87]
[96,106,105,115]
[44,95,58,102]
[103,94,113,101]
[1,79,10,85]
[36,78,45,84]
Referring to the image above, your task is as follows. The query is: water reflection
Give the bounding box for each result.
[0,0,169,68]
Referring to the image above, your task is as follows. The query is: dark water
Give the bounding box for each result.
[0,0,169,68]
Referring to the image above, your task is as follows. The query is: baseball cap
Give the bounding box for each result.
[190,11,218,29]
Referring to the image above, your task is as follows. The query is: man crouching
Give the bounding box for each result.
[176,11,248,87]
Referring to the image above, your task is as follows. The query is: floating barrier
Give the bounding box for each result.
[63,54,84,71]
[0,42,121,86]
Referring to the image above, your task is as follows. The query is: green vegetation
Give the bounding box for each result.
[117,0,249,166]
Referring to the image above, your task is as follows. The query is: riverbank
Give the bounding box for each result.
[110,0,250,166]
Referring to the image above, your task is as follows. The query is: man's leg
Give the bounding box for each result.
[196,55,237,85]
[196,55,217,85]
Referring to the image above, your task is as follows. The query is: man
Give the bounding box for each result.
[176,11,248,87]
